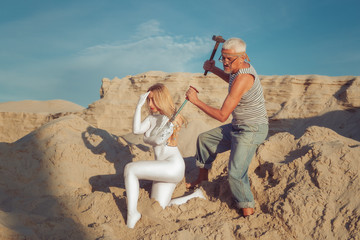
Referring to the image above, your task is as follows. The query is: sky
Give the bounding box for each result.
[1,0,359,107]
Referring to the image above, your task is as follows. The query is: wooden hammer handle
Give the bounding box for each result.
[204,42,220,76]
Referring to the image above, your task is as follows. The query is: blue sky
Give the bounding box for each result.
[1,0,359,107]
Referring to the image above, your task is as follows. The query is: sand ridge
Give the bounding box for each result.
[0,72,359,239]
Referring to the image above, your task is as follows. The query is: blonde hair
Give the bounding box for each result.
[147,83,186,124]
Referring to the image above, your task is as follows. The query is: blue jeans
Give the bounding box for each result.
[195,123,268,208]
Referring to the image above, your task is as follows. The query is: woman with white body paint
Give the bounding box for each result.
[124,83,205,228]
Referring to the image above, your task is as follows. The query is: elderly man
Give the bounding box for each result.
[185,37,268,216]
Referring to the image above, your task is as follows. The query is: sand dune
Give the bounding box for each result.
[0,99,84,113]
[0,100,84,143]
[0,72,359,239]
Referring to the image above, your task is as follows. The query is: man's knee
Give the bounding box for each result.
[197,131,210,144]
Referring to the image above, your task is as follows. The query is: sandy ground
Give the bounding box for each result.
[0,72,359,240]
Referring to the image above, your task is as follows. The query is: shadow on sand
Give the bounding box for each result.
[268,107,360,141]
[0,137,90,239]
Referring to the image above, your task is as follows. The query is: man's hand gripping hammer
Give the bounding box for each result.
[169,86,199,122]
[204,35,226,76]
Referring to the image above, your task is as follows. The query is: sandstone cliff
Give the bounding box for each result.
[0,72,359,239]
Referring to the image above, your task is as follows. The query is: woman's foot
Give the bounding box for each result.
[127,211,141,228]
[242,208,254,217]
[185,168,209,189]
[168,188,206,206]
[193,188,206,199]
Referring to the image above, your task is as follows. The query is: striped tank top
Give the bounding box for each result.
[229,65,268,125]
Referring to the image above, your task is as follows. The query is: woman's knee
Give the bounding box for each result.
[124,162,135,178]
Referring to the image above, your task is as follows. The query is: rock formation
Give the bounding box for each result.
[0,72,359,239]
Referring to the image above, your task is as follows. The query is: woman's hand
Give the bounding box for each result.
[136,91,150,108]
[133,91,151,134]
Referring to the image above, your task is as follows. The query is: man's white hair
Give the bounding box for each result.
[222,38,247,53]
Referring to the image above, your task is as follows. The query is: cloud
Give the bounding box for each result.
[0,19,214,106]
[134,19,164,39]
[71,22,213,76]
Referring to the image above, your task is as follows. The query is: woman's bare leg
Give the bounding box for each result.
[124,163,142,228]
[124,160,182,228]
[168,188,206,206]
[151,182,177,208]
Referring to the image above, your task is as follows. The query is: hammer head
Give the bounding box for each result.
[212,35,226,43]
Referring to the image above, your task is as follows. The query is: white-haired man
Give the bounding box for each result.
[185,37,268,217]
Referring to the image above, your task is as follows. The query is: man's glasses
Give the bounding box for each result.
[218,55,239,64]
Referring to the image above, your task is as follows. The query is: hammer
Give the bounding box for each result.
[204,35,226,76]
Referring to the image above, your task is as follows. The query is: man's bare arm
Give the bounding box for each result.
[186,74,254,122]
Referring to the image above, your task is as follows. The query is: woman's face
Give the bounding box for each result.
[147,91,160,113]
